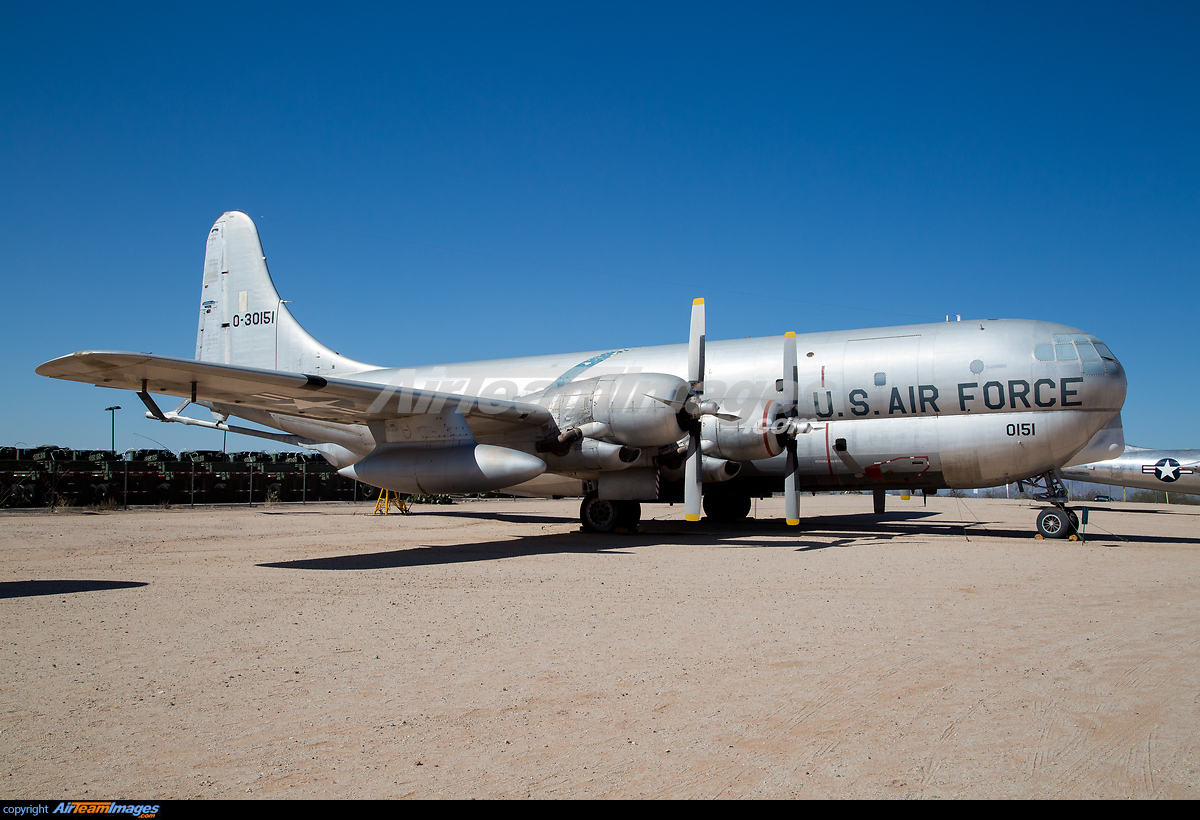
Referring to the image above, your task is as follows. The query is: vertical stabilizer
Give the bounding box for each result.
[195,211,373,374]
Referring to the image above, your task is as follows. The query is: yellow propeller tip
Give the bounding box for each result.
[685,514,701,521]
[785,331,796,338]
[693,298,704,306]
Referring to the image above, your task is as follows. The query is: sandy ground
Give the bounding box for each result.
[2,493,1198,799]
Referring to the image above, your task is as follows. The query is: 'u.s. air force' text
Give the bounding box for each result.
[810,377,1085,418]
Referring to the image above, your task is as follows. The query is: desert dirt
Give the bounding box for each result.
[2,493,1198,799]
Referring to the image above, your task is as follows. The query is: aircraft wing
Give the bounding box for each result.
[36,351,552,435]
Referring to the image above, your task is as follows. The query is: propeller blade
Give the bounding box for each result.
[645,393,686,412]
[684,422,702,522]
[688,298,705,392]
[784,439,800,525]
[782,331,797,411]
[783,331,800,525]
[684,298,707,522]
[696,399,740,421]
[791,419,812,435]
[670,395,741,422]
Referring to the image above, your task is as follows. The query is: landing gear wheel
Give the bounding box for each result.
[613,500,641,531]
[703,491,752,522]
[580,492,618,533]
[1037,508,1075,539]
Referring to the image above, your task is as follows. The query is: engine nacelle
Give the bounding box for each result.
[339,444,546,494]
[701,399,786,462]
[543,439,641,473]
[659,454,742,482]
[703,457,741,483]
[534,373,690,448]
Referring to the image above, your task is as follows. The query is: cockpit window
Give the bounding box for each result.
[1035,337,1121,374]
[1090,340,1121,375]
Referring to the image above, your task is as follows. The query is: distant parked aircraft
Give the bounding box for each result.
[1062,445,1199,495]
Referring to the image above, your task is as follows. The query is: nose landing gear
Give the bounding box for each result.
[1036,507,1079,538]
[1019,470,1079,539]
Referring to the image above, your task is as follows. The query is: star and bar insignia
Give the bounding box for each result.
[1142,458,1196,483]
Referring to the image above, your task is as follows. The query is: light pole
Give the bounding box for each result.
[105,406,121,454]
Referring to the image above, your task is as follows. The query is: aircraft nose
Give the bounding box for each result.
[1039,325,1126,411]
[1082,331,1127,410]
[1108,356,1128,409]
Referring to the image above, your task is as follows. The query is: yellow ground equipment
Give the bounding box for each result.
[373,489,409,515]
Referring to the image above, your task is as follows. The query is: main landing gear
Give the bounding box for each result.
[578,489,756,531]
[1018,470,1079,539]
[702,488,752,523]
[579,492,641,533]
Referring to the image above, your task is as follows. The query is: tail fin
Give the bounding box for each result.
[195,211,373,374]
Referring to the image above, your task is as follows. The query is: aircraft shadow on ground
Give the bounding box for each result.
[258,509,350,515]
[0,580,148,600]
[260,531,638,570]
[1083,505,1199,516]
[257,510,1075,570]
[421,510,581,525]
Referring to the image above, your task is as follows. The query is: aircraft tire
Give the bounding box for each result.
[1066,508,1079,532]
[580,492,618,533]
[1036,508,1075,539]
[703,491,751,522]
[613,500,641,530]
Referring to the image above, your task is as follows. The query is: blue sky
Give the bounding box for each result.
[2,2,1197,453]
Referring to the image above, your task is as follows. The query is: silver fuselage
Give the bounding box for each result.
[239,318,1126,494]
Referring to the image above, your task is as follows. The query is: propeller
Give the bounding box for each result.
[677,298,771,523]
[684,299,705,522]
[781,331,801,525]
